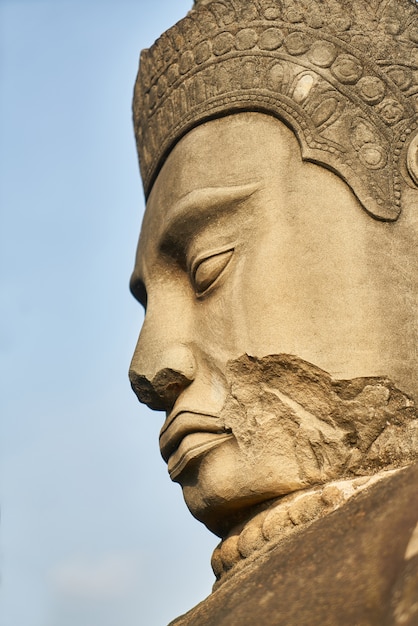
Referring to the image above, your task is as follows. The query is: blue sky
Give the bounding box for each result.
[1,2,218,624]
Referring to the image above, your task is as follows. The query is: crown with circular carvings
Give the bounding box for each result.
[133,0,418,219]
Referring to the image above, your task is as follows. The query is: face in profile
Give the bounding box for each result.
[129,113,418,535]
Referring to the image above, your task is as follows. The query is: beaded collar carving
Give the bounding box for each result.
[210,469,402,587]
[133,0,418,218]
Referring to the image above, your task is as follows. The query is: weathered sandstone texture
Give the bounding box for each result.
[128,0,418,623]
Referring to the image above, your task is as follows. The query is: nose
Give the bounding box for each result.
[129,341,196,412]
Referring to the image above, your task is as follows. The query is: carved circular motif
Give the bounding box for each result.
[213,32,234,56]
[286,9,303,23]
[284,32,311,55]
[262,507,292,541]
[307,41,337,67]
[311,97,339,126]
[387,67,413,91]
[166,64,179,86]
[211,546,223,580]
[331,54,363,84]
[262,5,281,20]
[241,5,258,22]
[268,63,285,90]
[357,76,385,105]
[235,28,258,50]
[219,534,240,570]
[307,12,324,29]
[197,8,218,34]
[194,41,212,64]
[237,523,265,558]
[170,25,184,52]
[334,15,352,31]
[179,50,194,74]
[293,73,315,103]
[358,144,387,169]
[157,75,167,96]
[259,28,284,50]
[379,99,404,125]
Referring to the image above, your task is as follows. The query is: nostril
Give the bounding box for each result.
[129,371,166,410]
[129,367,194,411]
[153,368,194,410]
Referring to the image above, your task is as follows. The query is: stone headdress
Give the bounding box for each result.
[133,0,418,220]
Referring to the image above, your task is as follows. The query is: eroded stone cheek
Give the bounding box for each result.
[219,353,418,486]
[220,361,349,485]
[221,387,304,481]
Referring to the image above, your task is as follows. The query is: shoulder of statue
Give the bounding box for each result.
[388,464,418,625]
[390,550,418,625]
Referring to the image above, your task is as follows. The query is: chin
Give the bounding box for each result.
[177,442,305,538]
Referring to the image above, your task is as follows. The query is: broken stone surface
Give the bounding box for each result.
[207,353,418,583]
[221,354,418,487]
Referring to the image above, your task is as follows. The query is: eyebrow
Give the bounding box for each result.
[164,181,261,232]
[160,181,260,255]
[130,181,261,306]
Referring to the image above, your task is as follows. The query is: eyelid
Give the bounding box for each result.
[191,247,234,297]
[190,246,233,273]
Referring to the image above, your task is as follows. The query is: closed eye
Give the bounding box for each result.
[192,249,234,297]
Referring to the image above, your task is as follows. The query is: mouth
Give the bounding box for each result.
[159,411,233,480]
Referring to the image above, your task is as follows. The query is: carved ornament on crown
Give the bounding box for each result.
[133,0,418,220]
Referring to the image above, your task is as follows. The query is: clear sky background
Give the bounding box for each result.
[1,2,219,625]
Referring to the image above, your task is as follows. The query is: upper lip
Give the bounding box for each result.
[159,410,226,462]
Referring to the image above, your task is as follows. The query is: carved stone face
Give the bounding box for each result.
[130,113,418,536]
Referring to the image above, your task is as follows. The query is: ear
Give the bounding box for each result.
[407,130,418,187]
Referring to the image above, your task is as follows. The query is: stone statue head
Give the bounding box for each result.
[129,0,418,538]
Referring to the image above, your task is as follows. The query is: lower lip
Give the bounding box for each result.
[168,432,233,481]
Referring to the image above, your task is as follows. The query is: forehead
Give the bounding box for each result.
[140,113,299,242]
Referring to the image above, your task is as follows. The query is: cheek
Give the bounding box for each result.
[236,245,293,355]
[220,387,305,492]
[193,296,243,359]
[190,233,305,360]
[191,248,286,360]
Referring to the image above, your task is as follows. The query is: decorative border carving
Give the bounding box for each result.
[133,0,418,219]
